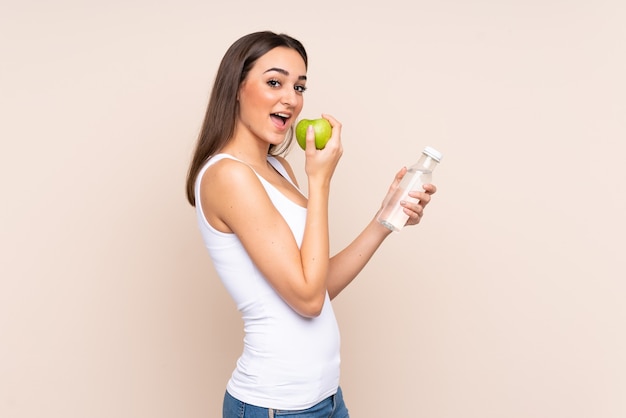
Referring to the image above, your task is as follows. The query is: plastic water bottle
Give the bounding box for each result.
[377,146,443,232]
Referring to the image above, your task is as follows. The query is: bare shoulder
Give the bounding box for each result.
[198,158,266,232]
[201,158,260,190]
[272,155,300,187]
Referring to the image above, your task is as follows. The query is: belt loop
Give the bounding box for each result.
[268,408,275,418]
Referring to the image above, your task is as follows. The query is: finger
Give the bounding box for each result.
[389,167,407,191]
[402,204,422,225]
[408,191,431,206]
[305,124,316,154]
[422,183,437,195]
[321,113,342,132]
[320,114,343,150]
[402,200,423,215]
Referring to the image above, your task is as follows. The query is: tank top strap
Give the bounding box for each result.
[203,154,295,186]
[266,156,298,188]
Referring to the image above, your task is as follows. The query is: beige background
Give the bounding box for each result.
[2,0,625,417]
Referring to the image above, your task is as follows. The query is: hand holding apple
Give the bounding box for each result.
[295,118,332,150]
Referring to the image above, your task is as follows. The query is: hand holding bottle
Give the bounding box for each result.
[403,182,437,226]
[377,146,442,232]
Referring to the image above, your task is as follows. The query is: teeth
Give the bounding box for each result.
[274,113,289,118]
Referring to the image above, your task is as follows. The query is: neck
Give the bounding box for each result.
[221,124,272,165]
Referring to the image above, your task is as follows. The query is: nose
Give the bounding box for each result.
[281,87,297,108]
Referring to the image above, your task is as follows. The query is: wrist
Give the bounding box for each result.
[369,217,393,238]
[307,178,331,194]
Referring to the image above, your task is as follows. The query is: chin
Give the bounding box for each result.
[270,133,291,146]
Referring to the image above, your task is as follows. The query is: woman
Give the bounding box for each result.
[185,31,436,418]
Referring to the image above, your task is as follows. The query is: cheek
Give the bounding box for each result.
[241,87,276,112]
[294,98,304,116]
[238,91,261,121]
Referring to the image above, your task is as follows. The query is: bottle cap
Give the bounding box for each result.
[423,146,443,162]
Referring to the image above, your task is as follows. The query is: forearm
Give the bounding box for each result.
[327,218,392,299]
[299,180,331,301]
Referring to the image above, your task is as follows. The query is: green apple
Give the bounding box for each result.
[295,118,332,150]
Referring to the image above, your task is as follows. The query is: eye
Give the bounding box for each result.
[295,85,307,93]
[267,79,281,88]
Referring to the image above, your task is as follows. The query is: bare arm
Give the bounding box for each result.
[326,167,437,299]
[199,116,343,318]
[327,219,391,299]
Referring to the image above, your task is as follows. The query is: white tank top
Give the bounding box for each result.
[194,154,340,410]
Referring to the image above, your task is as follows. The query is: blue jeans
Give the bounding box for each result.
[223,387,350,418]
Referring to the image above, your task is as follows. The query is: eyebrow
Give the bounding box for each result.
[263,67,307,81]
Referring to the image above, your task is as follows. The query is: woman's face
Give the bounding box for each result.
[237,46,307,147]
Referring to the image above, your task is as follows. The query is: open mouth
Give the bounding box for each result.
[271,113,290,126]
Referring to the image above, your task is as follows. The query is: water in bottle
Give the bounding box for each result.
[377,146,442,232]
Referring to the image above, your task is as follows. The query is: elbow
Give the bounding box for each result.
[298,296,325,318]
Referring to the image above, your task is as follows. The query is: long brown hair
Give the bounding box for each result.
[185,31,308,206]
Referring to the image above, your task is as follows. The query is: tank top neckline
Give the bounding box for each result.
[210,153,307,210]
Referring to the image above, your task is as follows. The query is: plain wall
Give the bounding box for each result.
[2,1,625,417]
